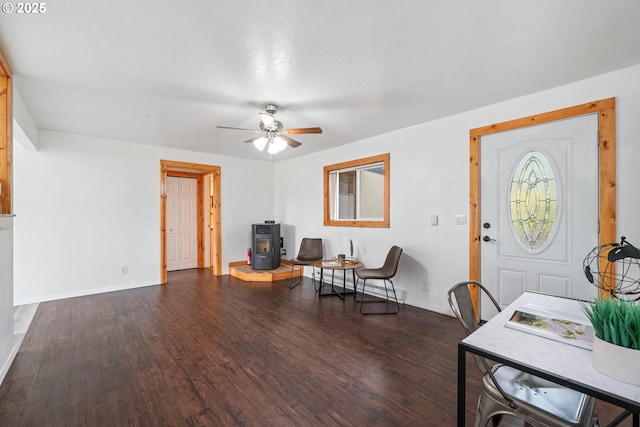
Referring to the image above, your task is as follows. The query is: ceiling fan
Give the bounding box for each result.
[217,104,322,154]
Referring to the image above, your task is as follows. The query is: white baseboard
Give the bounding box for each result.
[0,303,41,386]
[0,337,19,386]
[14,280,159,306]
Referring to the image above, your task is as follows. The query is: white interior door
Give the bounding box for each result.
[166,177,179,271]
[480,114,599,316]
[166,176,198,271]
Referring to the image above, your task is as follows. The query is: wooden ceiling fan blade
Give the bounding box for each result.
[282,127,323,135]
[280,135,302,148]
[259,113,276,130]
[245,135,268,151]
[217,126,260,133]
[243,136,265,144]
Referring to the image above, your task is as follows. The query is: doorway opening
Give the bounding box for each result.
[160,160,221,284]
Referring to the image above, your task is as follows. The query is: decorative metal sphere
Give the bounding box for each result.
[583,236,640,299]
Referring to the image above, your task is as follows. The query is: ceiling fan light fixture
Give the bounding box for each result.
[267,137,287,154]
[252,136,268,151]
[273,136,287,152]
[267,140,278,154]
[218,104,321,155]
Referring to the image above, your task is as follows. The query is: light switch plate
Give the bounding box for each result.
[456,214,466,225]
[430,215,439,226]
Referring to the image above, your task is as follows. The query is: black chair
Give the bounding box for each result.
[288,238,323,290]
[447,281,598,427]
[354,246,402,314]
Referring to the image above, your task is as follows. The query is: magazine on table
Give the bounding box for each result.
[505,304,595,350]
[322,260,342,267]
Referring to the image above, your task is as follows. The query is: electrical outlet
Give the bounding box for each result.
[120,265,128,275]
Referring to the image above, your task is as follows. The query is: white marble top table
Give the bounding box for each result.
[457,291,640,426]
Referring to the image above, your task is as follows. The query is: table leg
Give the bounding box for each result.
[318,267,324,293]
[336,268,357,300]
[353,270,359,300]
[319,268,340,298]
[457,343,466,427]
[331,269,337,297]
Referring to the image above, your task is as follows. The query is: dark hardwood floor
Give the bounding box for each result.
[0,269,631,426]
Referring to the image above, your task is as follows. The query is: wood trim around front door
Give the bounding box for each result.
[469,98,616,306]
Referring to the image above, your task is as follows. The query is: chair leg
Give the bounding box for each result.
[359,278,400,315]
[355,279,385,304]
[386,279,401,314]
[311,266,319,292]
[289,265,303,289]
[354,278,366,302]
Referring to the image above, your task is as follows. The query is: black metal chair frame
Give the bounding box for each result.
[288,238,323,290]
[354,246,402,315]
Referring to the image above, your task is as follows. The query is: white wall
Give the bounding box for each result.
[275,64,640,315]
[12,65,640,310]
[12,86,38,151]
[0,216,15,383]
[13,130,275,304]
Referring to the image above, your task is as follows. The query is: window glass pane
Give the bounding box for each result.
[509,150,558,251]
[329,172,337,217]
[338,171,356,219]
[359,167,384,219]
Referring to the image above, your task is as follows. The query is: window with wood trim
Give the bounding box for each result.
[324,153,390,228]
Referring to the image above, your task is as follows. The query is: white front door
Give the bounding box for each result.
[166,176,198,271]
[479,114,599,316]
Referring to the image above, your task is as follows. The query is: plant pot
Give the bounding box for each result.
[592,336,640,385]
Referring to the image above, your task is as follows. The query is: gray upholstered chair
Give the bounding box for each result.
[354,246,402,314]
[447,281,599,427]
[288,238,323,290]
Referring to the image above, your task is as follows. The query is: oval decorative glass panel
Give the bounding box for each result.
[509,150,559,251]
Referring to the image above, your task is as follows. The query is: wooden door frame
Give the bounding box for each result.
[0,48,11,215]
[160,160,222,284]
[469,98,616,307]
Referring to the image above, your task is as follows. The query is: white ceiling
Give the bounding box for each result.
[1,1,639,162]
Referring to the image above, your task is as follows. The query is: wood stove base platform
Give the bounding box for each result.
[228,260,301,282]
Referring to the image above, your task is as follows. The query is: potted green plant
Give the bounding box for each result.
[582,297,640,385]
